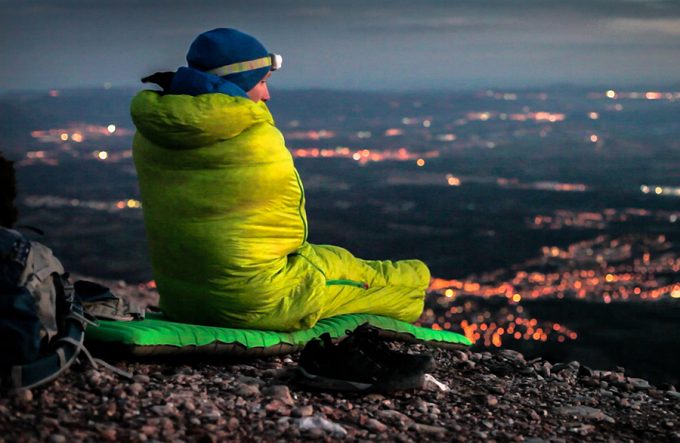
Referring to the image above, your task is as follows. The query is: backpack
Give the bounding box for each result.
[0,227,108,390]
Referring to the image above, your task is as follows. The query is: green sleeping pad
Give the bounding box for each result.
[85,313,471,358]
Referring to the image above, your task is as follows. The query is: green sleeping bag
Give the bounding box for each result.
[85,314,471,357]
[131,91,430,331]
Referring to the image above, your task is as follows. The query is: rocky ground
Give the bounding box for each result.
[1,281,679,442]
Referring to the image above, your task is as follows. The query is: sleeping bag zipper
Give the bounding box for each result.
[293,253,369,289]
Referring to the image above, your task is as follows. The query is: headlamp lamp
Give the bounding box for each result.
[207,53,283,77]
[270,53,283,71]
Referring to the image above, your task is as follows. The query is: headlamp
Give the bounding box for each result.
[270,53,283,71]
[207,53,283,77]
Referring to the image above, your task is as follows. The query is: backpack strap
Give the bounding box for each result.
[8,296,87,390]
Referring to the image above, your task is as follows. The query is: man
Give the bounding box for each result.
[131,28,430,331]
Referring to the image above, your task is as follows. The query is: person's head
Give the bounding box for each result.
[0,153,18,228]
[187,28,281,102]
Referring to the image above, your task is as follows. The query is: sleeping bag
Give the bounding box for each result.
[131,89,430,331]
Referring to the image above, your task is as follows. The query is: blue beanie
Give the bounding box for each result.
[187,28,271,93]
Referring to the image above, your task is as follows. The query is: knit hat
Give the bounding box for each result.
[187,28,273,93]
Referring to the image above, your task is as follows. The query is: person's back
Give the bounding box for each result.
[131,28,430,331]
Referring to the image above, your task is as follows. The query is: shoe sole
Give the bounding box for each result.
[293,367,426,393]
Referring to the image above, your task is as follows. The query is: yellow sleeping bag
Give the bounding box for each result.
[131,91,430,331]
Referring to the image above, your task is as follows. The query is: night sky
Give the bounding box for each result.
[1,0,679,92]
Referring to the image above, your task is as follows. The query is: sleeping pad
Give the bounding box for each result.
[131,90,430,331]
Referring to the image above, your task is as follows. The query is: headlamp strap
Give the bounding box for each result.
[207,56,272,77]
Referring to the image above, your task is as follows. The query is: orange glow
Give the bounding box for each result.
[447,176,461,186]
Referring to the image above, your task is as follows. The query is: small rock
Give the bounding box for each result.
[365,418,388,433]
[627,377,651,391]
[453,350,468,362]
[461,360,476,370]
[276,416,292,432]
[141,425,158,437]
[556,406,615,423]
[410,422,447,435]
[291,405,314,417]
[518,366,535,376]
[265,399,290,415]
[263,384,294,406]
[568,361,581,370]
[581,377,600,388]
[227,417,240,431]
[13,389,33,404]
[552,363,570,373]
[498,349,525,364]
[100,427,117,441]
[151,404,176,416]
[129,383,144,394]
[235,383,260,398]
[666,391,680,400]
[133,374,151,384]
[298,415,347,438]
[49,435,66,443]
[87,370,103,386]
[423,374,449,392]
[486,395,499,407]
[378,410,413,429]
[469,352,482,362]
[203,409,222,422]
[570,424,595,435]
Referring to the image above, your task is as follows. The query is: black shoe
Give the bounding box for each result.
[294,329,428,393]
[345,323,434,373]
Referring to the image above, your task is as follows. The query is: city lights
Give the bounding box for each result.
[446,175,461,186]
[424,234,680,347]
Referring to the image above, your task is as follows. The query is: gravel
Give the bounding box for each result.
[2,279,678,441]
[2,344,679,442]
